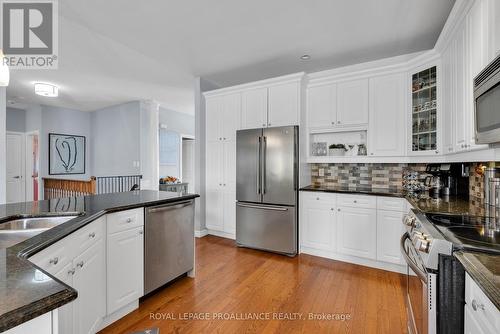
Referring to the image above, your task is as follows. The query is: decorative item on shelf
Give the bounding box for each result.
[159,176,179,184]
[328,144,347,156]
[357,144,367,156]
[311,142,327,156]
[346,144,359,156]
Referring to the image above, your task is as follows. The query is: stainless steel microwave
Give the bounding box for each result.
[474,55,500,144]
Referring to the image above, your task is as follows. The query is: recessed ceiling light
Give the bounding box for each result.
[34,82,59,97]
[300,55,311,60]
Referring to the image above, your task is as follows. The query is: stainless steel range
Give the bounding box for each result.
[401,209,500,334]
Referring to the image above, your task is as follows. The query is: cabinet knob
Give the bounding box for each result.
[338,208,341,212]
[262,124,266,126]
[89,232,96,238]
[68,268,76,275]
[316,197,320,200]
[268,123,271,126]
[223,183,226,186]
[126,218,132,223]
[370,153,374,155]
[353,200,357,203]
[331,208,334,211]
[219,183,222,186]
[471,299,485,311]
[139,230,144,235]
[49,257,59,265]
[76,261,84,268]
[435,150,439,154]
[337,121,341,124]
[331,122,335,125]
[461,144,464,148]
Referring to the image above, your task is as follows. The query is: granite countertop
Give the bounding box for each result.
[454,251,500,310]
[0,190,199,332]
[300,185,485,215]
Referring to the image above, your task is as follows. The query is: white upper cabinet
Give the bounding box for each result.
[468,0,489,79]
[242,88,268,129]
[307,84,336,128]
[268,82,300,127]
[206,93,241,141]
[336,79,369,126]
[368,73,406,156]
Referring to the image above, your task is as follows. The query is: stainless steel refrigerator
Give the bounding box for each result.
[236,125,298,256]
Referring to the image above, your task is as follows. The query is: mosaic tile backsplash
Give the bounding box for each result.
[310,162,488,197]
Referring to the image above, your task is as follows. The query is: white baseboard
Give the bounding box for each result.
[206,229,236,240]
[300,246,406,274]
[195,228,208,238]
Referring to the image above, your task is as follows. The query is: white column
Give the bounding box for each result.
[139,100,159,190]
[0,87,6,204]
[194,78,206,234]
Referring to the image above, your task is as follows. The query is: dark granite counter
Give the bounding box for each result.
[300,185,485,215]
[0,190,199,332]
[454,251,500,310]
[299,185,404,198]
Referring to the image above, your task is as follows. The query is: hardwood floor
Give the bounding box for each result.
[99,235,407,334]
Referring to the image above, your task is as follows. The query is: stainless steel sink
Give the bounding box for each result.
[0,216,77,232]
[0,216,77,249]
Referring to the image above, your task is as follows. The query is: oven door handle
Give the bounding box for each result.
[400,232,428,284]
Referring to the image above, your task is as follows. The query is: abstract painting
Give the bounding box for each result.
[49,133,86,175]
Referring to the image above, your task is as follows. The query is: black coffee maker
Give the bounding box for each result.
[424,163,469,198]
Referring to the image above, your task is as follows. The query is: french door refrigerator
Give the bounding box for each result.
[236,125,298,256]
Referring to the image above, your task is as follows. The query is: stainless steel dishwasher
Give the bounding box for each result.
[144,199,195,295]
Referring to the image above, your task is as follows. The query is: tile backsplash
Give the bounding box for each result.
[310,162,487,198]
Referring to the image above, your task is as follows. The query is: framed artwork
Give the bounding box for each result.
[49,133,86,175]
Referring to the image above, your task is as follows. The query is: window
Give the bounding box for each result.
[159,129,180,165]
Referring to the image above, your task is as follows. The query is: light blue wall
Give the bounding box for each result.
[6,107,26,132]
[91,101,141,176]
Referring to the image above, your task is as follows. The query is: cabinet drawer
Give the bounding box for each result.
[107,208,144,234]
[29,236,75,275]
[337,194,376,209]
[74,216,106,255]
[300,191,336,203]
[465,273,500,332]
[377,197,406,212]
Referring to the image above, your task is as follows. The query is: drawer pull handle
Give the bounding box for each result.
[77,261,84,268]
[49,257,59,265]
[68,268,75,275]
[89,232,96,238]
[471,299,485,311]
[353,200,357,203]
[126,218,132,223]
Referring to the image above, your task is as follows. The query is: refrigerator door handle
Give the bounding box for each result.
[257,136,262,194]
[262,136,267,194]
[236,203,289,211]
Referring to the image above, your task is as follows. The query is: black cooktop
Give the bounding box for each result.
[425,213,500,253]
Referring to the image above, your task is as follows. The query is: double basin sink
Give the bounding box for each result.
[0,215,78,249]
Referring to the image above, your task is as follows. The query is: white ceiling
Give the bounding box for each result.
[6,0,455,113]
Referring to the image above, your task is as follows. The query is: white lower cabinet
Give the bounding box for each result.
[4,311,55,334]
[107,225,144,315]
[300,191,407,272]
[337,206,376,260]
[376,210,405,265]
[464,273,500,334]
[300,194,336,251]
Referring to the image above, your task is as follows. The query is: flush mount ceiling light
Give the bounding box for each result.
[34,82,59,97]
[0,49,9,87]
[300,54,311,60]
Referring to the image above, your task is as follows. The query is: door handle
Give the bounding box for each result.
[237,203,288,211]
[400,233,427,283]
[262,136,267,194]
[147,200,193,213]
[257,136,262,195]
[13,176,20,179]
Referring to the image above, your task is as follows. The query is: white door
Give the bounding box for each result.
[376,210,405,265]
[107,227,144,315]
[6,132,25,203]
[73,240,106,334]
[368,73,406,156]
[205,96,223,141]
[205,190,223,231]
[336,79,369,126]
[300,196,336,251]
[25,132,39,201]
[337,206,376,259]
[307,84,336,128]
[268,82,299,127]
[182,139,195,193]
[222,93,241,141]
[241,88,268,129]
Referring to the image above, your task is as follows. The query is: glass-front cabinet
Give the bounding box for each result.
[411,66,438,154]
